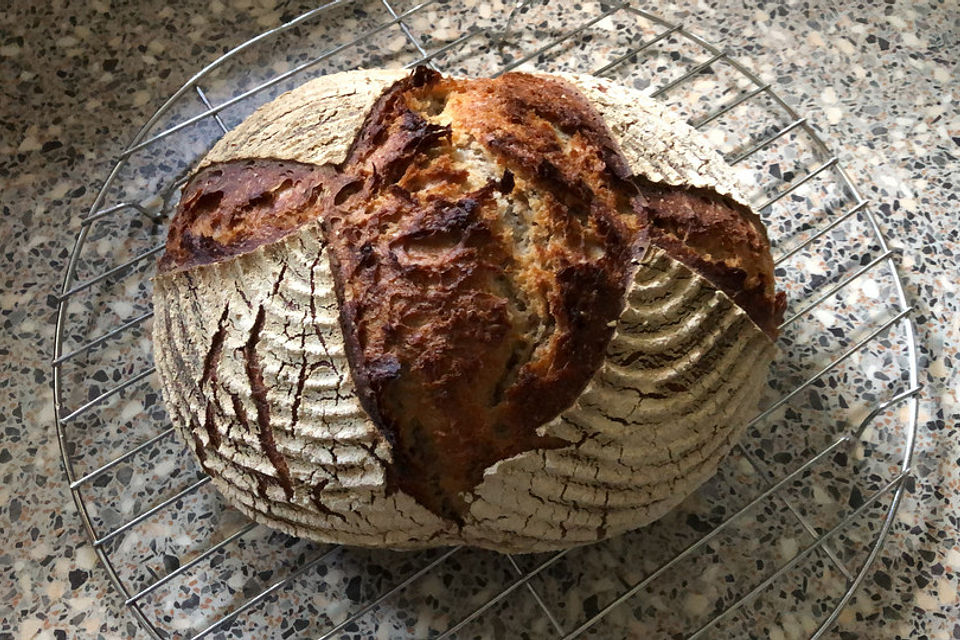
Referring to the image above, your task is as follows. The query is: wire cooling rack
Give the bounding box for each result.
[53,1,922,638]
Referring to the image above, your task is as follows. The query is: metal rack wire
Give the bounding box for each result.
[53,1,921,638]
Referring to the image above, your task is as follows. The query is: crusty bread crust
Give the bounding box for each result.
[152,68,780,551]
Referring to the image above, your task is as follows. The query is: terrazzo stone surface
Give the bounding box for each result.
[0,0,957,638]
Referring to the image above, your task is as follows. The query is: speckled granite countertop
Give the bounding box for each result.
[1,1,958,638]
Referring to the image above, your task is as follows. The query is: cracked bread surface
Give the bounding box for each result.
[153,67,781,551]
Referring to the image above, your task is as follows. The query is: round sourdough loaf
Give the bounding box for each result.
[152,67,785,552]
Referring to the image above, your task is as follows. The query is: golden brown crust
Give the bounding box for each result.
[158,67,784,523]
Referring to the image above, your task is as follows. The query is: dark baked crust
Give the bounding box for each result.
[322,68,638,520]
[159,159,329,273]
[159,67,785,522]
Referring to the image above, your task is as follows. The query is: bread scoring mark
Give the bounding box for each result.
[311,479,347,523]
[242,304,294,500]
[199,303,229,387]
[157,277,219,469]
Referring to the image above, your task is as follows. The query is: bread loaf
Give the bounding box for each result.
[152,67,785,552]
